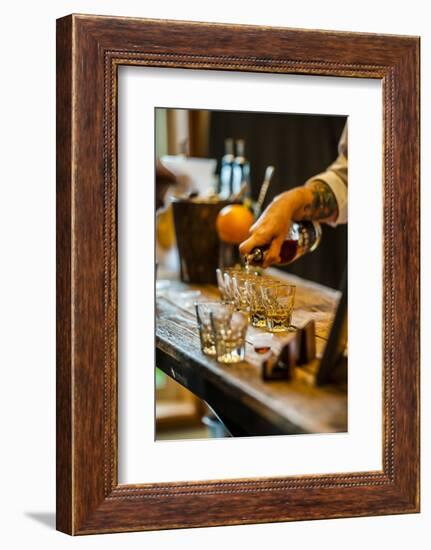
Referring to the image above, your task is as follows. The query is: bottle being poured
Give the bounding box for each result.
[245,221,322,267]
[241,165,322,267]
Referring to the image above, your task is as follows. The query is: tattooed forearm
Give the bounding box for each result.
[298,180,339,222]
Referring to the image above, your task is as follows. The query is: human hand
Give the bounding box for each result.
[156,160,176,210]
[239,188,308,267]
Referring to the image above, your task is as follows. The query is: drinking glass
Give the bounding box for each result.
[222,268,243,305]
[231,271,262,312]
[231,273,251,313]
[195,301,233,356]
[211,311,248,364]
[216,268,228,302]
[246,278,280,328]
[261,284,296,332]
[216,268,240,304]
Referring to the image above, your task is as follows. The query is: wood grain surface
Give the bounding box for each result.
[155,272,347,435]
[56,14,420,534]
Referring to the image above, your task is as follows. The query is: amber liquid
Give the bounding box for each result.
[278,239,299,264]
[250,308,266,328]
[266,311,293,332]
[249,239,299,266]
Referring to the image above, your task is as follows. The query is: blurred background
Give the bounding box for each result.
[156,107,347,289]
[155,107,347,441]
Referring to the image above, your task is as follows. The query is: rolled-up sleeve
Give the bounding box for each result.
[306,124,348,226]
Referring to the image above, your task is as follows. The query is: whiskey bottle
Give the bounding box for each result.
[246,221,322,266]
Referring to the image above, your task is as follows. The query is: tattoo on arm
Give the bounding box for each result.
[302,180,339,222]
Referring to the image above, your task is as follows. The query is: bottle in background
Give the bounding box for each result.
[246,221,322,266]
[232,139,251,197]
[218,138,234,199]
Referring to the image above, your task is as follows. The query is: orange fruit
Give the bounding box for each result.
[216,204,254,244]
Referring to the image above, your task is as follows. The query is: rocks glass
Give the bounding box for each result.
[246,278,280,328]
[216,268,229,303]
[211,311,248,364]
[216,267,241,304]
[219,267,259,307]
[231,273,251,313]
[195,301,233,356]
[215,268,238,304]
[261,284,296,332]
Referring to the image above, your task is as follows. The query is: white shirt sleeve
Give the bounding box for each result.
[305,124,348,226]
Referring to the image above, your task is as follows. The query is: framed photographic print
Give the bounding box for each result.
[56,14,420,534]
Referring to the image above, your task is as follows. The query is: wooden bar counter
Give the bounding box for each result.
[156,268,347,437]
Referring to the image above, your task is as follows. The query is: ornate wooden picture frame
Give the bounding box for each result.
[56,14,420,534]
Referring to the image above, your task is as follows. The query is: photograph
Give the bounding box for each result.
[0,0,425,544]
[53,13,420,534]
[155,107,348,440]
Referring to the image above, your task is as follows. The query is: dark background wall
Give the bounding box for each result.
[208,110,347,290]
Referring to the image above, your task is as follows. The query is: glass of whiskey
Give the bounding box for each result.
[246,278,281,328]
[261,284,296,333]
